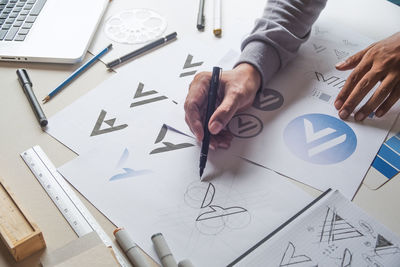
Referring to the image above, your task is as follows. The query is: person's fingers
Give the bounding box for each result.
[354,74,398,121]
[184,72,211,141]
[335,44,374,70]
[334,59,372,111]
[376,81,400,117]
[208,91,240,135]
[338,70,382,119]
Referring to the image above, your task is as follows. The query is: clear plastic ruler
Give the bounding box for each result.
[21,145,131,267]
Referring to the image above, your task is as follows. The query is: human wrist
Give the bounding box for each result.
[234,63,261,94]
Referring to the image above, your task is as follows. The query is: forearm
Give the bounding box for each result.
[236,0,327,88]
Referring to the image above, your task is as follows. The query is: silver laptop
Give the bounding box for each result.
[0,0,109,63]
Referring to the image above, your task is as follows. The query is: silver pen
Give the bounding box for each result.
[197,0,205,30]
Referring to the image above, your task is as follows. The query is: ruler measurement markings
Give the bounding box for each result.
[21,146,130,267]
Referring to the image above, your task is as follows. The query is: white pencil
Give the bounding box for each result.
[213,0,221,36]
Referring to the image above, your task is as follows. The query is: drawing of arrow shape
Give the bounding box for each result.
[237,117,257,134]
[134,82,158,98]
[308,134,346,157]
[182,54,203,69]
[196,205,247,221]
[304,118,336,143]
[259,93,280,108]
[150,142,194,154]
[90,110,128,137]
[109,168,151,181]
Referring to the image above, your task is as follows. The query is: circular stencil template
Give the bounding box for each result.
[104,9,167,44]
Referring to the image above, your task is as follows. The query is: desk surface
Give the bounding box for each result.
[1,0,400,266]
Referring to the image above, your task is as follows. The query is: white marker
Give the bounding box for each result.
[114,228,150,267]
[151,233,178,267]
[213,0,221,36]
[178,259,195,267]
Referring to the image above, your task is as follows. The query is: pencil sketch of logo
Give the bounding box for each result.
[334,49,349,60]
[252,88,284,111]
[179,54,204,77]
[279,242,313,266]
[130,82,168,108]
[184,182,250,235]
[284,113,357,164]
[109,148,151,181]
[150,124,195,154]
[227,113,263,139]
[374,234,400,257]
[90,109,128,137]
[313,43,327,53]
[319,207,363,243]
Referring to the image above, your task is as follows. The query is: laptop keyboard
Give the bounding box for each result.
[0,0,47,41]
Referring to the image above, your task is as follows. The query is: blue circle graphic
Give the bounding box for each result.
[283,113,357,164]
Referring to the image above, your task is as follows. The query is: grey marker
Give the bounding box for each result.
[197,0,205,30]
[16,69,48,128]
[151,233,177,267]
[114,228,150,267]
[178,259,195,267]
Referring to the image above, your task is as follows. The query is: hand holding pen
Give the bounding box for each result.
[184,63,261,150]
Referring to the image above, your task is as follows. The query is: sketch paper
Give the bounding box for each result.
[46,32,243,155]
[45,65,193,154]
[167,19,400,199]
[232,190,400,266]
[58,134,313,267]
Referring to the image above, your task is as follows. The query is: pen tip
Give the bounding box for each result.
[42,96,49,103]
[199,168,204,178]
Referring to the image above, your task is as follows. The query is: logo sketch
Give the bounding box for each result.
[252,88,284,111]
[109,148,151,181]
[90,109,128,137]
[179,54,204,77]
[284,113,357,164]
[279,242,313,266]
[227,113,263,138]
[150,124,194,154]
[130,82,168,108]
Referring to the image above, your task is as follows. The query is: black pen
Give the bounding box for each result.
[16,69,48,128]
[200,67,221,178]
[106,32,178,69]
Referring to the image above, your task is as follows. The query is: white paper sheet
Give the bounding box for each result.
[167,19,400,199]
[58,132,313,267]
[232,190,400,266]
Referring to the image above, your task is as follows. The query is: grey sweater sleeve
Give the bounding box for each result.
[236,0,327,89]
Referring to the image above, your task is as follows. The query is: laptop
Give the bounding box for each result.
[0,0,109,63]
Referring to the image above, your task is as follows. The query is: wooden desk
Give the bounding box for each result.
[0,0,399,266]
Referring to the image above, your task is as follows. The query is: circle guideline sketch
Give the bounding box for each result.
[227,113,263,139]
[184,182,251,235]
[283,113,357,165]
[252,88,284,111]
[104,9,167,44]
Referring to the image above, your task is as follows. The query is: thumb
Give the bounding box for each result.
[208,94,239,135]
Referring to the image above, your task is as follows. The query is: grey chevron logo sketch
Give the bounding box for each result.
[237,117,258,134]
[179,54,204,77]
[90,109,128,137]
[130,82,167,108]
[150,124,194,154]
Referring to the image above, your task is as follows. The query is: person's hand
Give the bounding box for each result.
[184,63,261,149]
[335,32,400,121]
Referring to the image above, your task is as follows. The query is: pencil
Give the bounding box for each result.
[42,44,113,103]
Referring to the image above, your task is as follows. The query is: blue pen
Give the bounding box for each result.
[43,44,113,103]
